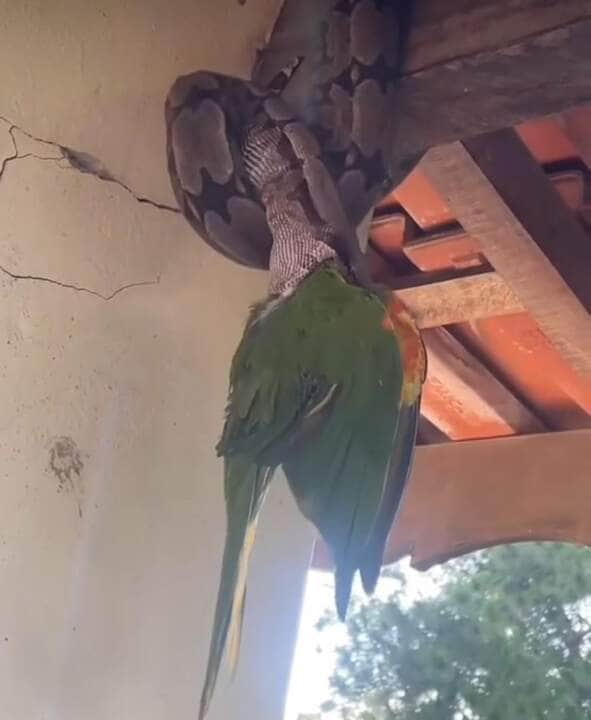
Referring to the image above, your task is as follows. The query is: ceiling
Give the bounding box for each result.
[368,106,591,443]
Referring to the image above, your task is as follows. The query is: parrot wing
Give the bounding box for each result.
[283,369,403,620]
[358,396,421,595]
[200,291,340,719]
[280,271,404,620]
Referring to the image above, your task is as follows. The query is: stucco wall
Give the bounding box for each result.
[0,2,314,719]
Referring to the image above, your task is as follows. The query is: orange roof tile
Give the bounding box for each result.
[370,114,591,441]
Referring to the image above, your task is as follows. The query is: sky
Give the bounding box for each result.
[284,561,443,720]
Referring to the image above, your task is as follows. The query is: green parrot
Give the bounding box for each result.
[163,39,426,719]
[198,265,425,719]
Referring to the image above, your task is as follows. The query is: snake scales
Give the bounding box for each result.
[165,0,416,275]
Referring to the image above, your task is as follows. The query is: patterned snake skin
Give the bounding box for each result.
[242,123,337,295]
[165,1,414,274]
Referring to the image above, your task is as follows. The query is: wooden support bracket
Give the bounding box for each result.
[388,429,591,569]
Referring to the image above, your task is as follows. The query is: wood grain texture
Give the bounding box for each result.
[312,429,591,571]
[256,0,591,86]
[421,133,591,376]
[388,429,591,568]
[395,19,591,162]
[406,0,591,72]
[394,269,524,329]
[367,241,525,329]
[420,328,546,440]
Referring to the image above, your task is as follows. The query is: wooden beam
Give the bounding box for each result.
[393,268,524,329]
[368,262,546,439]
[406,0,591,73]
[420,328,546,439]
[395,22,591,163]
[366,240,525,329]
[421,130,591,376]
[377,171,584,259]
[389,429,591,569]
[255,1,591,171]
[312,429,591,571]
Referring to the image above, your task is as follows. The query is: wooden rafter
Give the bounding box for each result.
[421,328,546,439]
[405,0,591,73]
[390,268,524,330]
[421,130,591,376]
[395,22,591,168]
[369,169,589,331]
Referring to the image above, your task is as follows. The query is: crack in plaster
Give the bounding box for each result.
[0,114,180,215]
[0,126,63,177]
[0,262,161,301]
[0,121,18,178]
[0,115,166,301]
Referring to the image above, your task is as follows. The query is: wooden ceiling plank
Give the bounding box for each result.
[395,19,591,164]
[394,269,524,329]
[406,0,591,73]
[257,0,591,83]
[365,244,525,328]
[420,328,546,440]
[421,130,591,376]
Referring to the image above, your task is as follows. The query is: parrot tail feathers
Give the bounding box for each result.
[359,398,420,596]
[335,562,355,621]
[227,516,259,674]
[199,461,272,720]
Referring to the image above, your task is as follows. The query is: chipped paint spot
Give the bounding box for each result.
[48,436,84,517]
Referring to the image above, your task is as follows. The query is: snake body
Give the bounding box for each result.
[165,0,414,271]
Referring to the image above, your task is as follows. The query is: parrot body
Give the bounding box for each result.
[199,265,425,719]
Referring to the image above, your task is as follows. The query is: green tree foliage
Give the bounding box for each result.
[315,543,591,720]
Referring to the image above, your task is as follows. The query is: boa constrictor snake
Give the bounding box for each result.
[165,0,417,276]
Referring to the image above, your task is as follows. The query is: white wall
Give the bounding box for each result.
[0,2,314,719]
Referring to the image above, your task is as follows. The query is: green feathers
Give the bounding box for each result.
[199,265,409,718]
[358,400,420,595]
[198,458,271,720]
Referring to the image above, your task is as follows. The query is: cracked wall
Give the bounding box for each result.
[0,3,314,720]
